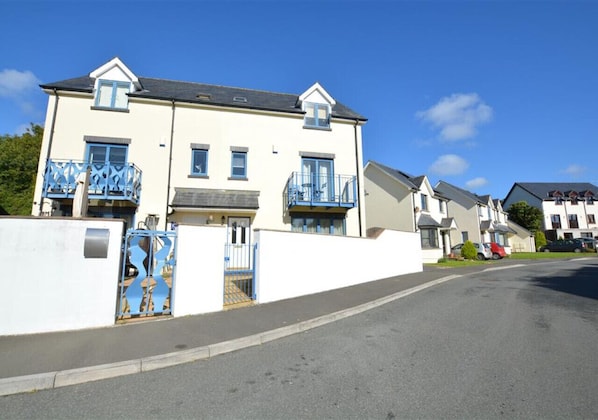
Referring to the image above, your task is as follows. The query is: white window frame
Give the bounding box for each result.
[95,80,130,109]
[303,102,330,129]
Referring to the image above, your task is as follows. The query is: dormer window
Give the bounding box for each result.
[304,102,330,129]
[95,80,130,109]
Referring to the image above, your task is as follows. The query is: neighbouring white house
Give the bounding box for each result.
[31,57,368,240]
[434,180,515,254]
[364,161,457,263]
[503,182,598,241]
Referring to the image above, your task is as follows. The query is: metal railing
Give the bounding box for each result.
[285,171,357,208]
[224,243,257,305]
[42,159,142,204]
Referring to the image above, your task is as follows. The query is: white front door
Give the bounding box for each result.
[226,217,251,269]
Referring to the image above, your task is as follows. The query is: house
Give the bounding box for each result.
[434,180,514,253]
[502,182,598,241]
[31,57,368,240]
[363,161,457,263]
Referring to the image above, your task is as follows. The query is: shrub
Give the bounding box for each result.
[461,240,477,260]
[535,231,547,251]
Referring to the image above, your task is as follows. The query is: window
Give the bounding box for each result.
[551,214,561,229]
[231,151,247,178]
[95,80,130,109]
[301,157,334,201]
[568,214,579,229]
[439,200,445,213]
[588,196,595,205]
[304,102,330,129]
[564,232,573,239]
[462,231,469,242]
[291,214,345,235]
[420,228,438,248]
[588,214,596,224]
[555,196,563,205]
[581,232,593,238]
[191,149,208,176]
[420,194,428,211]
[87,143,127,165]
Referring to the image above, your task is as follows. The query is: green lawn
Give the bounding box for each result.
[509,252,598,260]
[430,251,597,268]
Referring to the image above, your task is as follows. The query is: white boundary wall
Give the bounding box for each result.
[0,217,124,335]
[171,224,226,317]
[254,228,422,303]
[1,220,422,334]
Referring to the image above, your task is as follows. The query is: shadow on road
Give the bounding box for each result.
[529,263,598,301]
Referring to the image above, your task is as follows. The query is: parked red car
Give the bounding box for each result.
[485,242,507,259]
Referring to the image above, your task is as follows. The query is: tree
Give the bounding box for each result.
[0,124,43,215]
[507,201,543,232]
[534,230,547,251]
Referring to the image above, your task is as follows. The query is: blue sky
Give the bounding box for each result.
[1,0,597,200]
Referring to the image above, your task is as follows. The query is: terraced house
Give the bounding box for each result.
[434,180,515,253]
[363,161,457,263]
[503,182,598,241]
[32,57,368,241]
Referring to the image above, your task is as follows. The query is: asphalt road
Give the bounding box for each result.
[1,258,597,419]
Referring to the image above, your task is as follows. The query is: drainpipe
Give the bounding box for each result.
[353,119,363,237]
[38,88,60,214]
[164,99,176,230]
[412,190,418,232]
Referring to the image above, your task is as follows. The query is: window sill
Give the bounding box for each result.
[228,177,248,181]
[90,106,130,113]
[303,125,331,131]
[189,174,209,179]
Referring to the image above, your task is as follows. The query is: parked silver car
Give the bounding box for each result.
[451,242,492,260]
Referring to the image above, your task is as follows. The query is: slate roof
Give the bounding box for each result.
[440,217,458,229]
[417,214,442,228]
[480,220,516,233]
[366,161,419,191]
[434,180,485,209]
[40,76,367,121]
[171,188,260,209]
[507,182,598,201]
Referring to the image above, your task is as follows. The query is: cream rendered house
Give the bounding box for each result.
[32,58,368,241]
[434,181,514,253]
[364,161,457,263]
[503,182,598,241]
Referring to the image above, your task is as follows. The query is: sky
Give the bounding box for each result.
[1,0,597,200]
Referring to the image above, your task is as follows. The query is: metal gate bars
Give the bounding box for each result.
[118,229,176,319]
[224,243,257,306]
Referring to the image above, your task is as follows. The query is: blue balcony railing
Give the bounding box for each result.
[285,171,357,209]
[42,159,142,205]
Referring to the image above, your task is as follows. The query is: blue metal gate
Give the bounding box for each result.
[118,229,176,319]
[224,243,257,306]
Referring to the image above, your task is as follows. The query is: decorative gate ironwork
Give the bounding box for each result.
[224,243,257,306]
[118,229,176,319]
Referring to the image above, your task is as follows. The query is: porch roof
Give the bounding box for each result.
[480,220,517,234]
[171,188,260,210]
[440,217,458,230]
[417,214,442,228]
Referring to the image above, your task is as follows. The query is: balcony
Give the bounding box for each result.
[285,171,357,209]
[42,159,142,205]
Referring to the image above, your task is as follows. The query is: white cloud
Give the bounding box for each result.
[465,177,488,189]
[428,154,469,176]
[561,164,587,178]
[416,93,493,141]
[0,69,40,98]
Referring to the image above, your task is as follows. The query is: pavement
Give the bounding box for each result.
[0,261,522,396]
